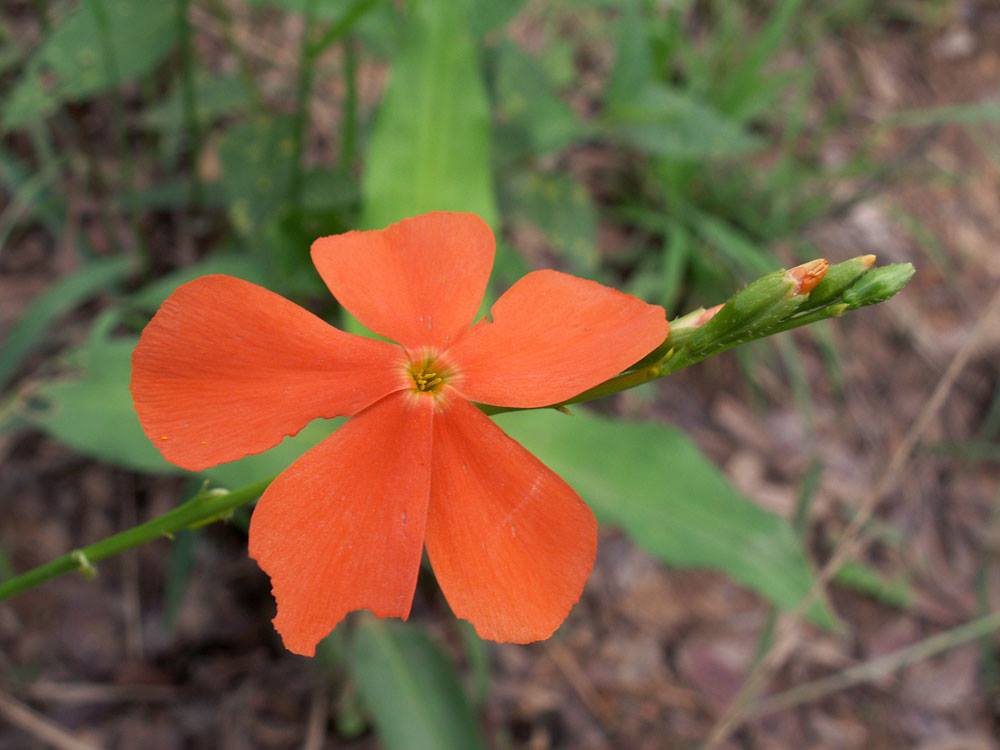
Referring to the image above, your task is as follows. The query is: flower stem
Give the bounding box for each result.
[0,479,271,601]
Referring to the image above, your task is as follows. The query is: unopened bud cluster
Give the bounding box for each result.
[636,254,914,376]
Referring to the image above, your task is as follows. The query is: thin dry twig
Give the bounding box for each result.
[301,681,329,750]
[545,640,615,740]
[702,286,1000,749]
[0,689,100,750]
[746,609,1000,718]
[21,681,177,704]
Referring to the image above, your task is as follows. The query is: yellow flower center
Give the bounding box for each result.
[407,357,449,395]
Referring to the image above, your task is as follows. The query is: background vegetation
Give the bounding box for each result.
[1,0,998,747]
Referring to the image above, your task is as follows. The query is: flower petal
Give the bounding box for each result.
[131,275,405,471]
[311,211,495,349]
[248,392,433,656]
[425,397,597,642]
[447,270,668,408]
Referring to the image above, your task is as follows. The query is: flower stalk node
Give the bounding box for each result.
[71,550,97,580]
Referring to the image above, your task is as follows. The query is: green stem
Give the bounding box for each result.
[0,479,271,601]
[289,0,379,208]
[90,0,148,268]
[203,0,265,112]
[288,0,319,211]
[309,0,382,59]
[339,35,358,175]
[482,301,842,416]
[177,0,203,206]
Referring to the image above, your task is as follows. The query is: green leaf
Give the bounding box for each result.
[128,254,267,311]
[0,146,64,233]
[497,409,835,626]
[115,179,227,212]
[301,169,360,215]
[218,116,297,235]
[500,171,598,274]
[459,623,491,708]
[834,561,913,609]
[0,256,133,392]
[662,220,691,311]
[494,42,585,161]
[690,211,777,275]
[715,0,804,120]
[204,419,339,489]
[22,336,174,473]
[216,149,358,296]
[469,0,526,36]
[144,73,249,131]
[362,0,497,228]
[144,73,250,162]
[350,619,487,750]
[246,0,358,19]
[3,0,178,128]
[606,0,654,109]
[163,529,197,631]
[603,85,761,159]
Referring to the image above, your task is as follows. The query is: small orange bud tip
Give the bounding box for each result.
[694,303,724,327]
[859,254,877,269]
[786,259,829,295]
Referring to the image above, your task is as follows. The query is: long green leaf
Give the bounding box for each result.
[0,256,133,391]
[128,254,266,311]
[498,409,835,626]
[604,85,761,159]
[350,619,487,750]
[362,0,497,228]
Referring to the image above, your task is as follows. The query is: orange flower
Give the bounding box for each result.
[131,212,668,656]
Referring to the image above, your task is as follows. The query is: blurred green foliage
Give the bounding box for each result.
[4,0,178,127]
[0,0,949,745]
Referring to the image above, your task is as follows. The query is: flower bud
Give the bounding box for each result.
[671,304,726,333]
[842,263,915,308]
[785,259,829,296]
[685,271,802,355]
[694,304,724,327]
[805,255,877,309]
